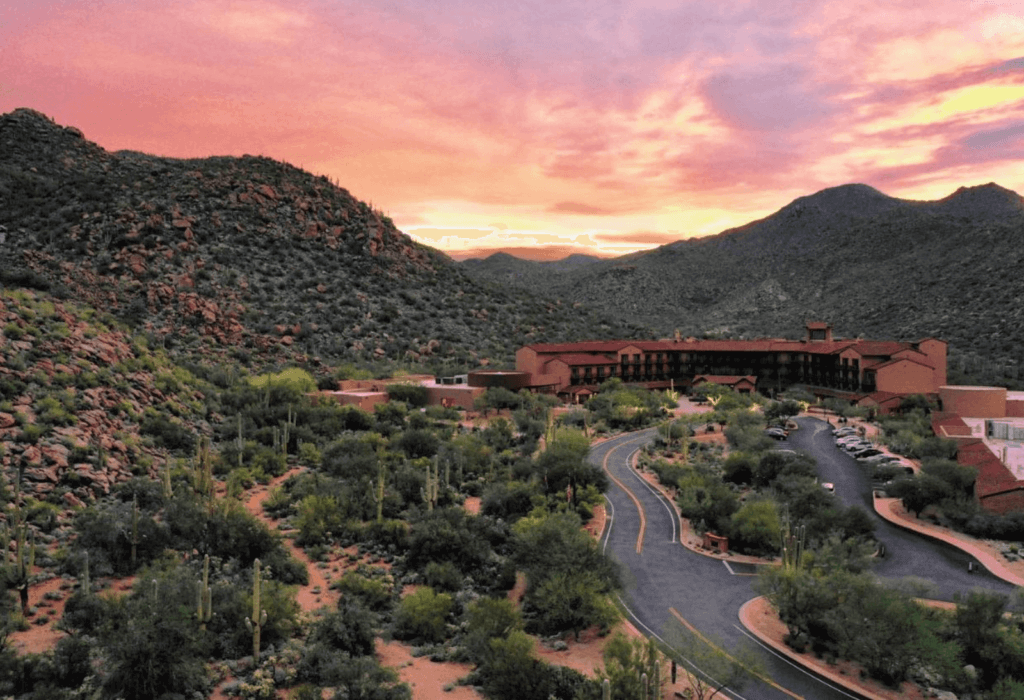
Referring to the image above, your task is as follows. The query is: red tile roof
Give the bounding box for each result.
[694,375,758,386]
[959,439,1024,499]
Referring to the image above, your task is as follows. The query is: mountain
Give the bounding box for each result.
[459,251,602,288]
[459,183,1024,380]
[0,108,648,372]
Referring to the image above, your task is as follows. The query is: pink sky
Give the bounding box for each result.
[4,1,1024,260]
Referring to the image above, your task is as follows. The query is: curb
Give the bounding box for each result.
[872,496,1024,587]
[629,451,773,567]
[737,597,889,700]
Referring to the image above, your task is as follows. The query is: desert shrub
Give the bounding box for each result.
[308,601,377,657]
[139,409,196,453]
[333,570,395,613]
[405,507,493,575]
[393,587,453,643]
[386,383,428,408]
[423,561,463,592]
[480,481,540,522]
[730,499,782,556]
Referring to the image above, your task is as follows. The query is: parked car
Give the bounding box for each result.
[856,450,888,462]
[862,454,899,465]
[765,427,788,440]
[833,427,857,437]
[839,439,872,451]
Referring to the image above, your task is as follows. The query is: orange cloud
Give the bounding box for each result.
[4,0,1024,262]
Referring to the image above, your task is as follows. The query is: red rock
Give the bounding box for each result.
[22,445,41,464]
[23,464,58,482]
[41,444,69,468]
[257,184,277,200]
[63,492,85,509]
[172,218,191,229]
[280,336,294,346]
[0,413,14,429]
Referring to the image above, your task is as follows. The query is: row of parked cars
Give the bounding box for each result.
[833,426,913,472]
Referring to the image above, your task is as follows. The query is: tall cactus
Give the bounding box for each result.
[161,464,173,499]
[421,459,439,511]
[602,678,610,700]
[81,550,90,596]
[197,553,212,630]
[245,558,268,663]
[370,461,387,524]
[13,522,35,614]
[131,493,139,570]
[236,414,244,469]
[193,436,213,497]
[280,405,296,457]
[780,518,806,571]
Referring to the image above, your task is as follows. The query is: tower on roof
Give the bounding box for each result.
[806,321,832,342]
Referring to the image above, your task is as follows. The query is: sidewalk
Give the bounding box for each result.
[874,496,1024,587]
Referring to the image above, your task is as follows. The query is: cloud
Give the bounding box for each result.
[548,202,621,216]
[488,222,508,230]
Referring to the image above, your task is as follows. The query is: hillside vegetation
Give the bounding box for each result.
[461,183,1024,386]
[0,108,647,375]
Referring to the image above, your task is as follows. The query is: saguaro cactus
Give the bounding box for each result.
[602,678,610,700]
[193,436,214,497]
[13,522,36,614]
[780,519,806,571]
[245,558,268,663]
[370,462,387,523]
[197,554,212,630]
[130,493,139,570]
[421,459,439,511]
[236,414,245,469]
[81,550,90,596]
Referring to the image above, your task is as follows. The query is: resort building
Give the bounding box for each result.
[932,385,1024,514]
[515,322,947,406]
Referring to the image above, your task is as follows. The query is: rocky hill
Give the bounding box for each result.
[460,183,1024,383]
[0,108,647,373]
[0,288,212,502]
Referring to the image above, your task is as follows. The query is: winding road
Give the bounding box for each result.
[593,416,1017,700]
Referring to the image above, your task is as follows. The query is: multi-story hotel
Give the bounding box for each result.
[516,322,947,410]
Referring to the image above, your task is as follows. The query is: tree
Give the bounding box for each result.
[464,597,523,664]
[668,629,761,700]
[597,633,662,700]
[529,570,617,639]
[889,473,952,517]
[730,499,781,555]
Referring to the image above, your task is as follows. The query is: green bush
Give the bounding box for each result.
[333,570,395,612]
[393,587,452,643]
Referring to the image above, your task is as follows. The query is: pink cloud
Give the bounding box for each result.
[3,0,1024,261]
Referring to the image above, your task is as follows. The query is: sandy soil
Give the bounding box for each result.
[8,574,69,655]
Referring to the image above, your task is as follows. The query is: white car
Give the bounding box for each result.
[822,482,835,493]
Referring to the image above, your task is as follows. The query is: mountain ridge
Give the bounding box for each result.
[0,107,649,373]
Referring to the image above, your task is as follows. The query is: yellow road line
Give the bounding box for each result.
[601,436,651,554]
[668,607,805,700]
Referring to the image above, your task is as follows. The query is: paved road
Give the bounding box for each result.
[788,416,1017,599]
[594,418,1017,700]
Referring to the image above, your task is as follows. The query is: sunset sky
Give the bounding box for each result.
[4,1,1024,260]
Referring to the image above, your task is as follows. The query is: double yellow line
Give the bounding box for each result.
[601,434,652,554]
